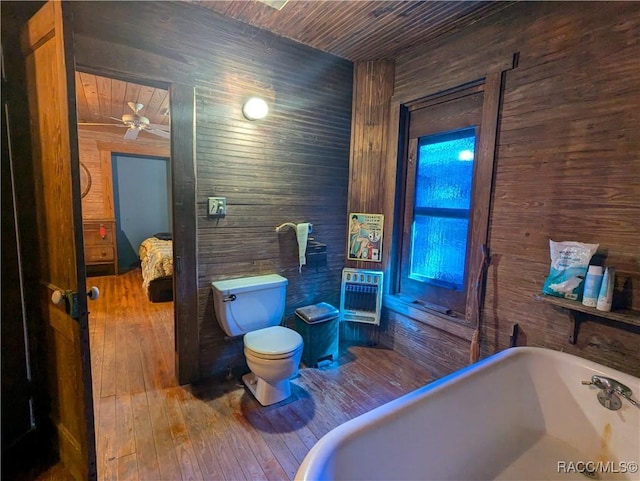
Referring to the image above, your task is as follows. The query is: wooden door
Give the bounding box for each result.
[22,2,96,479]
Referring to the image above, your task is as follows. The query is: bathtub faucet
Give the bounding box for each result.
[582,375,639,410]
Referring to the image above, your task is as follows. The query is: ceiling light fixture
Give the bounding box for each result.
[242,97,269,121]
[256,0,289,10]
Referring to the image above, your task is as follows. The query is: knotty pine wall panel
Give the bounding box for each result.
[78,130,106,220]
[69,1,352,380]
[380,1,640,376]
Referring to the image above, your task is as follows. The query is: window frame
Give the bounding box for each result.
[393,74,503,326]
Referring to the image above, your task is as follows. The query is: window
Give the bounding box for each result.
[397,79,500,322]
[410,128,476,291]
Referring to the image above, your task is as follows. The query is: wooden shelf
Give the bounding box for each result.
[535,294,640,344]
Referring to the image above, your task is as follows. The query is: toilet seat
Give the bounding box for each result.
[244,326,303,360]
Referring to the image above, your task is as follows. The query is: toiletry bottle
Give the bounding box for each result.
[596,267,615,312]
[582,265,603,307]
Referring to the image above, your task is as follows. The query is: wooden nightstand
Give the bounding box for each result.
[83,219,118,275]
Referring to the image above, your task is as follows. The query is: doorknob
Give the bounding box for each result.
[51,290,65,305]
[50,289,79,318]
[50,288,95,319]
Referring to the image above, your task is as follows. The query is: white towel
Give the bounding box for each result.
[296,223,310,272]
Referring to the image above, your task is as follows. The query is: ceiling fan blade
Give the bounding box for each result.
[147,123,171,131]
[78,122,127,127]
[109,116,125,123]
[124,128,140,140]
[146,128,170,140]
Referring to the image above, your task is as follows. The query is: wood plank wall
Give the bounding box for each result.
[78,129,170,220]
[374,1,640,377]
[68,1,353,380]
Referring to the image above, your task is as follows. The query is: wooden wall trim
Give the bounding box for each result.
[382,100,403,294]
[73,34,195,86]
[170,83,198,385]
[394,53,516,106]
[464,70,504,326]
[384,295,476,342]
[98,150,114,219]
[96,141,169,158]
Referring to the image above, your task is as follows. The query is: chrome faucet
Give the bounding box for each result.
[582,375,639,410]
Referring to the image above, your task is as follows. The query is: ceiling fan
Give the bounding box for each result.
[78,101,170,140]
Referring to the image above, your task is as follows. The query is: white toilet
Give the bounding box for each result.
[211,274,303,406]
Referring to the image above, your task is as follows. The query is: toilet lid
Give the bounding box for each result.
[244,326,303,357]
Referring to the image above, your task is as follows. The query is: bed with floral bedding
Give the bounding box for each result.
[138,234,173,302]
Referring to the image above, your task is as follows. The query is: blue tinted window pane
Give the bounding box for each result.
[410,215,469,290]
[410,128,475,291]
[416,129,475,210]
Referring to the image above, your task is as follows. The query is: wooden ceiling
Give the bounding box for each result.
[74,1,512,139]
[75,71,170,141]
[194,0,513,61]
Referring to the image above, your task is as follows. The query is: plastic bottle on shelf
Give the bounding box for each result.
[596,267,615,312]
[582,265,603,307]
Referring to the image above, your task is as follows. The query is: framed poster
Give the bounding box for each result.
[347,213,384,262]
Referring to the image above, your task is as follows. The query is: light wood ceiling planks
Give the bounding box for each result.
[75,72,170,139]
[193,0,513,61]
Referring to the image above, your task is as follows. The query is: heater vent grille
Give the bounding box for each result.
[340,268,383,325]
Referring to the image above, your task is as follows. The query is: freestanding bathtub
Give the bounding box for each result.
[296,347,640,481]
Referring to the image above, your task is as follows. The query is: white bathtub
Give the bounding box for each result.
[296,347,640,481]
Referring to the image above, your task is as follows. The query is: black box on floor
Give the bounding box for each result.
[294,302,339,367]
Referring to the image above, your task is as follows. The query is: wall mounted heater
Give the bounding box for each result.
[340,268,384,325]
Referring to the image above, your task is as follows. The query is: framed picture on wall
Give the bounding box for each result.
[347,213,384,262]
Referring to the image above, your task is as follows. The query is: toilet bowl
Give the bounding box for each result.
[211,274,304,406]
[243,325,303,405]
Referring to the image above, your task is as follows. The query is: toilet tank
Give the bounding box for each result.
[211,274,288,337]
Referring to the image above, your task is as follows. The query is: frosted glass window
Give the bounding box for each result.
[411,216,469,289]
[415,131,475,210]
[410,128,475,290]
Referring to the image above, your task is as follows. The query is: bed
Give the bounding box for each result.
[138,234,174,302]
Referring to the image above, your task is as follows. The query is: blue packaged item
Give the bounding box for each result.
[542,240,599,301]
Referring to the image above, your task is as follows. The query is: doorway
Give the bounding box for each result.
[73,69,198,386]
[74,75,175,377]
[112,153,172,272]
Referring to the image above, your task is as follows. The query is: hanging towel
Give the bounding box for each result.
[296,223,310,272]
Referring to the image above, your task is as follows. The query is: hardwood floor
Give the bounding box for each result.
[89,269,435,480]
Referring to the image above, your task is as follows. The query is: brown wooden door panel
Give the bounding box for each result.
[22,2,96,479]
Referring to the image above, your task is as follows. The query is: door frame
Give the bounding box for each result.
[75,68,198,384]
